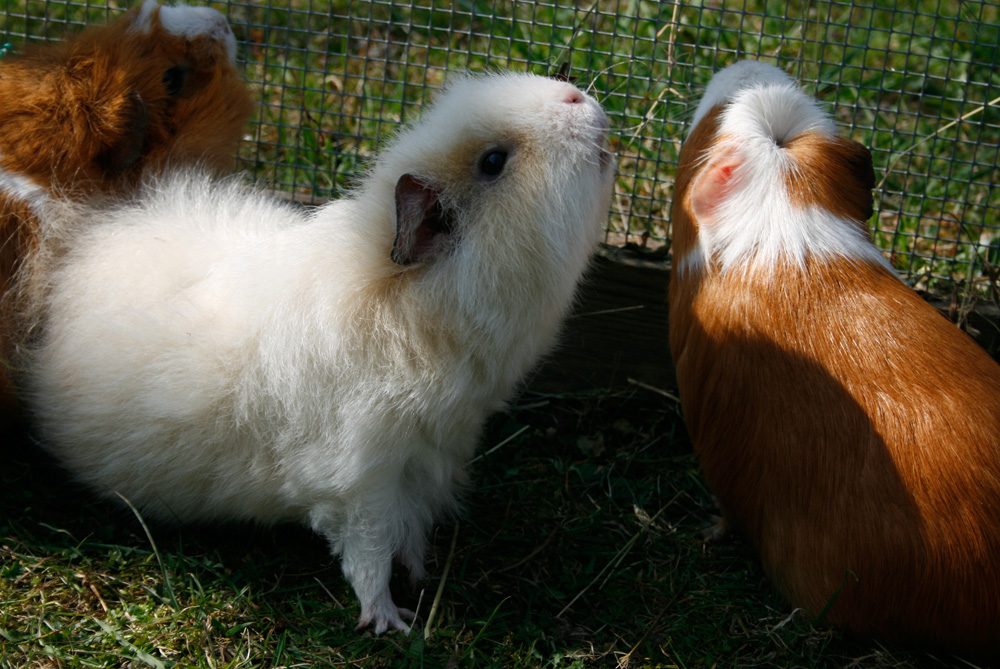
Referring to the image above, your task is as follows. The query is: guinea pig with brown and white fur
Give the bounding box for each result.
[24,71,615,634]
[668,60,1000,660]
[0,0,254,416]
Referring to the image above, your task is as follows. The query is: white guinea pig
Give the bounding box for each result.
[669,59,1000,660]
[25,72,615,634]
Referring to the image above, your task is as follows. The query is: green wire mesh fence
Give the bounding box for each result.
[3,1,999,296]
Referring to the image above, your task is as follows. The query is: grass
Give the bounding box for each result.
[0,389,979,668]
[1,1,999,667]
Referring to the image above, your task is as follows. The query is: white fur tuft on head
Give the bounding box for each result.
[0,162,46,209]
[132,1,237,64]
[689,59,807,131]
[678,60,890,276]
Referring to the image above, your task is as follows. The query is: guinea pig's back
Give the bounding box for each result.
[26,176,309,499]
[680,256,1000,651]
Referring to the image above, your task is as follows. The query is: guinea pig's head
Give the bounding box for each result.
[372,72,615,278]
[122,1,254,174]
[672,60,879,275]
[0,0,253,195]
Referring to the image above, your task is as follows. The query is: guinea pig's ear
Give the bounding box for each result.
[689,144,743,226]
[834,138,876,223]
[94,90,149,176]
[391,174,455,266]
[784,134,877,225]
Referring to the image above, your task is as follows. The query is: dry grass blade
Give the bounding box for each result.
[423,521,459,641]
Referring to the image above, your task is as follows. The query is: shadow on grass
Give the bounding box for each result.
[0,390,967,668]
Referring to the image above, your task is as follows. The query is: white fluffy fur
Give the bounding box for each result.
[26,72,614,634]
[0,163,46,208]
[133,0,237,64]
[678,60,891,275]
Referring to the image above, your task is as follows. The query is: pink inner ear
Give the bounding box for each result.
[689,144,743,226]
[392,174,444,266]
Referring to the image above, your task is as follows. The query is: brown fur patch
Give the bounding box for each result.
[783,132,876,229]
[0,194,36,412]
[0,5,253,191]
[671,259,1000,658]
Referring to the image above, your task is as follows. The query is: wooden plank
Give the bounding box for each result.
[528,245,672,393]
[529,245,1000,393]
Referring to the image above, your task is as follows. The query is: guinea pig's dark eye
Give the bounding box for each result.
[478,150,508,179]
[162,65,190,97]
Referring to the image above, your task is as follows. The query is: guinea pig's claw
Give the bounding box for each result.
[355,604,415,635]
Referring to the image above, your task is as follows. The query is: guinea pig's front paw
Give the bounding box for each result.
[355,589,415,635]
[406,563,427,588]
[699,514,729,542]
[397,544,427,586]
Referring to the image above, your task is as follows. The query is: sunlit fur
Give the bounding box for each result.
[0,1,254,415]
[25,72,615,634]
[669,60,1000,660]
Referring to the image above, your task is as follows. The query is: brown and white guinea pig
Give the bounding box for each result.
[23,72,615,634]
[0,0,254,416]
[668,59,1000,661]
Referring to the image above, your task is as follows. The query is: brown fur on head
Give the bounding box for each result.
[0,2,253,192]
[669,60,1000,661]
[0,1,255,415]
